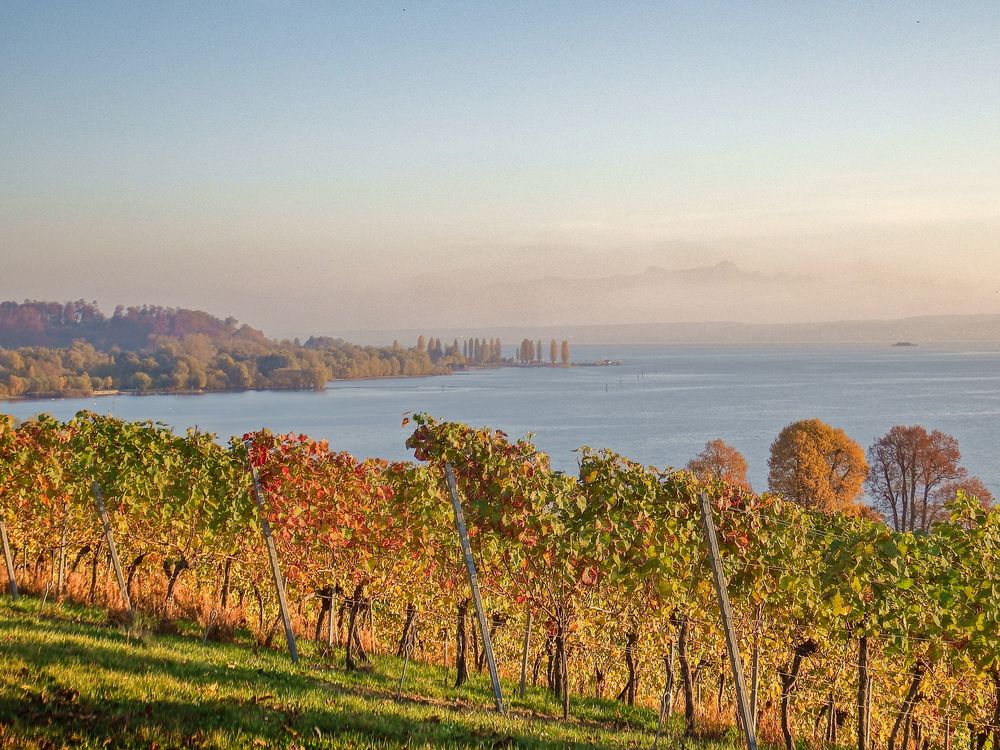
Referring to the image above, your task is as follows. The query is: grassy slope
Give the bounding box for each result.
[0,597,742,750]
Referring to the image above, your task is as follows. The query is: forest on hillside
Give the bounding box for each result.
[0,301,449,397]
[0,301,575,398]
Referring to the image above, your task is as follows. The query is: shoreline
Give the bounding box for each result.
[0,361,613,404]
[0,367,465,404]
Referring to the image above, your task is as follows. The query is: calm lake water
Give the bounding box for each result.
[4,344,1000,494]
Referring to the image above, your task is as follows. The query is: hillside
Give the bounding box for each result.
[0,300,268,351]
[0,301,448,398]
[0,597,689,750]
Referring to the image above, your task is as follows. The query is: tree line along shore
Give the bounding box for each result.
[0,300,572,399]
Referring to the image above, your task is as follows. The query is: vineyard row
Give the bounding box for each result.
[1,411,998,750]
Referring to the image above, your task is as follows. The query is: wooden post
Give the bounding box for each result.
[245,443,299,664]
[0,519,17,599]
[396,614,418,696]
[91,483,132,612]
[368,602,378,656]
[444,463,505,714]
[327,589,336,648]
[865,673,873,750]
[518,604,533,698]
[443,629,450,688]
[653,640,677,750]
[57,519,68,598]
[698,491,757,750]
[560,625,570,720]
[826,691,837,743]
[859,635,871,750]
[201,609,219,646]
[751,604,763,732]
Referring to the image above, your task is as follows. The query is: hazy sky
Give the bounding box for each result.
[2,2,998,337]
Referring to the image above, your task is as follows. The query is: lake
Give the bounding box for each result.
[4,344,1000,494]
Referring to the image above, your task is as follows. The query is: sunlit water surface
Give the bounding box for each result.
[5,344,1000,494]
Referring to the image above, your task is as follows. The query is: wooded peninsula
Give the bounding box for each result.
[0,300,571,399]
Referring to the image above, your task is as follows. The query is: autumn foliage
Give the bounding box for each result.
[687,439,749,488]
[1,411,998,748]
[866,424,987,531]
[767,418,868,513]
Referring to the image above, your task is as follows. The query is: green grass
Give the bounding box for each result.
[0,597,741,749]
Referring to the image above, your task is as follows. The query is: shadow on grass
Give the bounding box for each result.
[0,613,662,749]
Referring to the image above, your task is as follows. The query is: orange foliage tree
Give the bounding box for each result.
[686,438,749,488]
[767,419,867,513]
[866,425,980,531]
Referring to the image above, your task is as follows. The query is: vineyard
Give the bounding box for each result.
[1,411,998,750]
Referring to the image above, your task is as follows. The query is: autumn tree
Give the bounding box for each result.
[934,476,993,515]
[687,439,749,488]
[417,335,426,352]
[767,419,867,513]
[866,425,969,532]
[560,339,570,366]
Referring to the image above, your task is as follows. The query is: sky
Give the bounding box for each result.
[2,2,998,338]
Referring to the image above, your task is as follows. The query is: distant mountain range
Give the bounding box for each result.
[581,260,812,286]
[455,261,823,328]
[321,259,1000,336]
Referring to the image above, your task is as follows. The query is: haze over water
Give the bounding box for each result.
[3,5,999,334]
[6,344,999,496]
